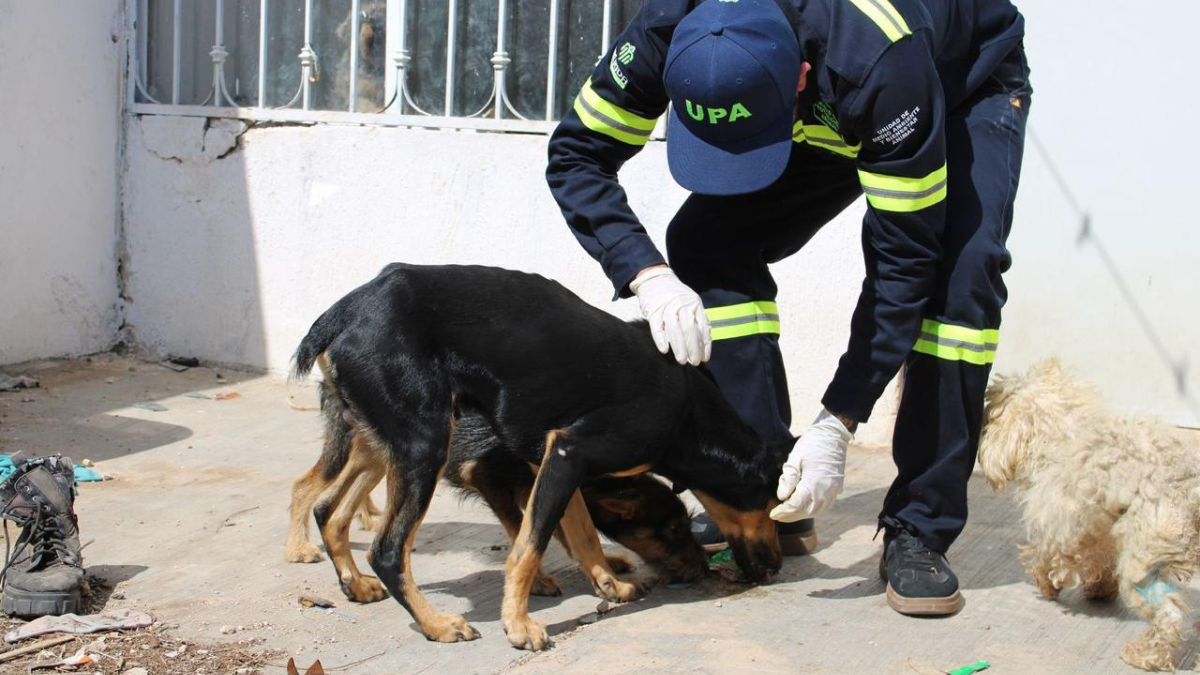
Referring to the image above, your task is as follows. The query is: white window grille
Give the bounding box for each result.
[129,0,647,135]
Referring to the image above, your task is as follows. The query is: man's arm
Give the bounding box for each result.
[822,34,948,423]
[545,9,673,299]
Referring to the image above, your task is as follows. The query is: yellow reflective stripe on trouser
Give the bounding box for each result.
[573,78,656,146]
[846,0,911,42]
[858,163,947,212]
[792,122,860,158]
[705,301,781,340]
[912,319,999,365]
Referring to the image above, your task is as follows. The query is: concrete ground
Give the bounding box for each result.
[0,354,1195,674]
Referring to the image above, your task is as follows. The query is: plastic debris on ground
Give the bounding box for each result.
[947,661,990,675]
[0,374,39,391]
[215,392,241,401]
[297,594,335,609]
[0,455,107,483]
[133,401,169,412]
[4,608,155,643]
[707,549,747,583]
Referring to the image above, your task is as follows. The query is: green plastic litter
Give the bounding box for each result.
[947,661,989,675]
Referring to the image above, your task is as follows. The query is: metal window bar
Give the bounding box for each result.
[349,0,361,112]
[129,0,665,137]
[545,0,559,121]
[258,0,269,106]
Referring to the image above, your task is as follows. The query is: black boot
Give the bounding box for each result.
[879,517,963,616]
[0,455,85,617]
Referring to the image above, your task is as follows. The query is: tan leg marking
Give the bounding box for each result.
[319,436,387,603]
[558,489,645,602]
[285,463,329,563]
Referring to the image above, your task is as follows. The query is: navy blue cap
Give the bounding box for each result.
[663,0,801,196]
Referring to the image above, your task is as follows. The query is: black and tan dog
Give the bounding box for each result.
[292,264,785,650]
[285,402,710,600]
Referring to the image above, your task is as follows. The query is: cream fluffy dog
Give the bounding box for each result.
[979,358,1200,671]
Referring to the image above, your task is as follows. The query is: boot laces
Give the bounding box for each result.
[0,506,79,589]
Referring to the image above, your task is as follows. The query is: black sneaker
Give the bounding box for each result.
[692,513,817,556]
[0,455,85,617]
[879,518,963,616]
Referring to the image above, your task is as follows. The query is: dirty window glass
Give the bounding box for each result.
[138,0,642,120]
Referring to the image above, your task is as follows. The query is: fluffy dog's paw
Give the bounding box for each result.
[284,542,325,563]
[605,554,634,575]
[423,614,480,643]
[504,615,550,651]
[1120,637,1176,672]
[594,572,645,603]
[531,571,563,597]
[340,574,389,603]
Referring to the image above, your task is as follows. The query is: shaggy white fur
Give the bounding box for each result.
[979,358,1200,672]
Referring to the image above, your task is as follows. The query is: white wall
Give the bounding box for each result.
[121,116,899,439]
[119,0,1200,432]
[996,1,1200,428]
[0,0,124,364]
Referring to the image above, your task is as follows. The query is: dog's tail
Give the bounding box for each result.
[293,263,406,379]
[293,303,350,379]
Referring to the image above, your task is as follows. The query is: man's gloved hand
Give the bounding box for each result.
[629,266,711,366]
[770,409,855,522]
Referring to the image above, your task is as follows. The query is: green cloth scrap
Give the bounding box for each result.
[0,455,105,483]
[948,661,989,675]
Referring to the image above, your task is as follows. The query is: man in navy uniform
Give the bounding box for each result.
[547,0,1029,615]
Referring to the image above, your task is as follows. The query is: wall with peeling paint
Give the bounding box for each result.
[0,0,125,365]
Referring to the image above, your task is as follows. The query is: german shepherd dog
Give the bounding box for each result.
[285,403,711,598]
[292,264,785,650]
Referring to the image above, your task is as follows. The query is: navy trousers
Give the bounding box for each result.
[667,47,1032,552]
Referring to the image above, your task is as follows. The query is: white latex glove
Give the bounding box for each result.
[770,409,854,522]
[629,266,711,366]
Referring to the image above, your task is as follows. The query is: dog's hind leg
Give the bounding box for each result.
[285,463,330,563]
[369,416,479,643]
[354,495,384,532]
[475,480,564,598]
[1114,516,1192,671]
[313,436,388,603]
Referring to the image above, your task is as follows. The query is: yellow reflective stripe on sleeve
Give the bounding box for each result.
[705,301,781,341]
[573,78,656,146]
[912,319,999,365]
[858,163,947,212]
[792,122,861,158]
[845,0,911,42]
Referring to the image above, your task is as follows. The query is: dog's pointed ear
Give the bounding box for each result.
[594,490,645,520]
[305,660,326,675]
[287,658,300,675]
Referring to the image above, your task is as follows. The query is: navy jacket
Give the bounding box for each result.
[546,0,1024,419]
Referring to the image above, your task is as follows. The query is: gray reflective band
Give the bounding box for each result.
[865,0,908,36]
[861,179,947,200]
[919,332,998,353]
[710,313,780,328]
[576,94,652,138]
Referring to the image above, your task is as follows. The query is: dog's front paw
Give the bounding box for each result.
[594,573,645,603]
[531,571,563,597]
[1120,636,1176,672]
[284,542,325,563]
[340,574,389,603]
[504,615,550,651]
[423,614,480,643]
